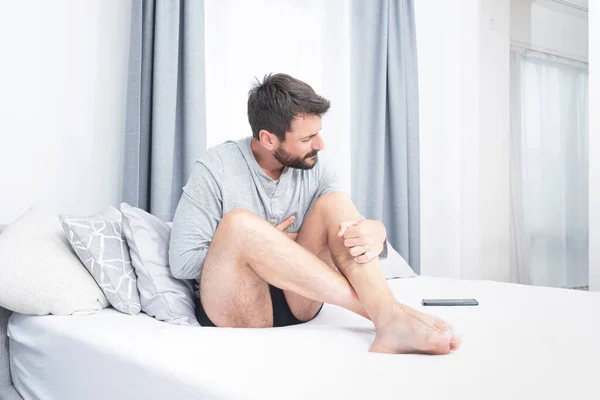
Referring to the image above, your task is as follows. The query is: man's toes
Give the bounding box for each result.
[423,326,453,354]
[451,332,462,346]
[412,313,460,353]
[434,321,461,351]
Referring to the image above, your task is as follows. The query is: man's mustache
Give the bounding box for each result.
[305,151,319,159]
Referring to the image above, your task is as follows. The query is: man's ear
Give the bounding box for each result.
[258,130,278,151]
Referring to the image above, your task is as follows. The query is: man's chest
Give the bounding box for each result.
[221,170,316,232]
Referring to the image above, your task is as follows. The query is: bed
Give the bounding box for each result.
[7,275,599,400]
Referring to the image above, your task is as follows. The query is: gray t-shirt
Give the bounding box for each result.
[168,136,343,280]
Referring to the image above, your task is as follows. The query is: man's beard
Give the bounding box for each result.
[274,145,319,170]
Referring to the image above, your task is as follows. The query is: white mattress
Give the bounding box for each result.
[8,276,600,400]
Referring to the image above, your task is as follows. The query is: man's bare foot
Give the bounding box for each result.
[370,304,460,355]
[398,304,462,351]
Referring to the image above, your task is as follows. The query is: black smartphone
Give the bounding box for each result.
[421,298,479,306]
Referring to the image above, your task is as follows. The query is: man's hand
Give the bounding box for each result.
[337,219,386,264]
[275,215,298,241]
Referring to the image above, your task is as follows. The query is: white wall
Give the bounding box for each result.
[415,0,463,279]
[589,1,599,291]
[478,0,511,282]
[416,0,510,281]
[0,0,131,223]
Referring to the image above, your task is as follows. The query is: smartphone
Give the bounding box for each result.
[421,298,479,306]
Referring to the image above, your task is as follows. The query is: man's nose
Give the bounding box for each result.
[314,134,325,151]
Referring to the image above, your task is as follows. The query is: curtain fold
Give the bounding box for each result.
[509,50,532,285]
[124,0,207,221]
[350,0,420,272]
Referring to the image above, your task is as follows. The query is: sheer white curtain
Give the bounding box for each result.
[510,48,589,288]
[204,0,352,192]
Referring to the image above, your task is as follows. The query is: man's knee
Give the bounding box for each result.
[220,209,258,231]
[310,191,352,216]
[210,209,259,247]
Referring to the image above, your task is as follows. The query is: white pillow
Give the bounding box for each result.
[0,203,109,315]
[120,203,199,326]
[381,241,417,279]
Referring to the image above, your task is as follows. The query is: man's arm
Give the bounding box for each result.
[169,159,223,280]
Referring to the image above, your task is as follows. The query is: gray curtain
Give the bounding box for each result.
[124,0,207,222]
[350,0,420,272]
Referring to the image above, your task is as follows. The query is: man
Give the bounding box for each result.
[169,73,460,354]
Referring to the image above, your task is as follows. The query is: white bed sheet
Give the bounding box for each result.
[8,276,600,400]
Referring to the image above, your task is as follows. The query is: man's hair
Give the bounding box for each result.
[247,73,331,141]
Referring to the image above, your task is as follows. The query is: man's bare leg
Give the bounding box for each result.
[200,209,369,328]
[287,193,461,343]
[200,202,459,353]
[301,192,460,353]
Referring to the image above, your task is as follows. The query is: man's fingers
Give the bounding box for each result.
[285,232,299,241]
[343,237,369,248]
[337,221,357,237]
[275,215,296,231]
[349,246,367,257]
[354,251,377,264]
[342,224,362,239]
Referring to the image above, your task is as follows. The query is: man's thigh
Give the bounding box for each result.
[199,205,336,327]
[199,216,273,328]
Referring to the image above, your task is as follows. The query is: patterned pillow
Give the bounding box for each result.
[60,206,141,315]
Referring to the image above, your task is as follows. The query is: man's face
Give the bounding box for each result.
[273,114,325,170]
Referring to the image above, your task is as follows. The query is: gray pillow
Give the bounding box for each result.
[120,203,199,326]
[60,206,141,315]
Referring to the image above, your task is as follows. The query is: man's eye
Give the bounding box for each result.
[302,138,310,143]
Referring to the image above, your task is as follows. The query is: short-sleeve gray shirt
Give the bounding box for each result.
[168,136,343,280]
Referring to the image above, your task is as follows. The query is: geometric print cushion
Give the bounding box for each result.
[60,206,141,315]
